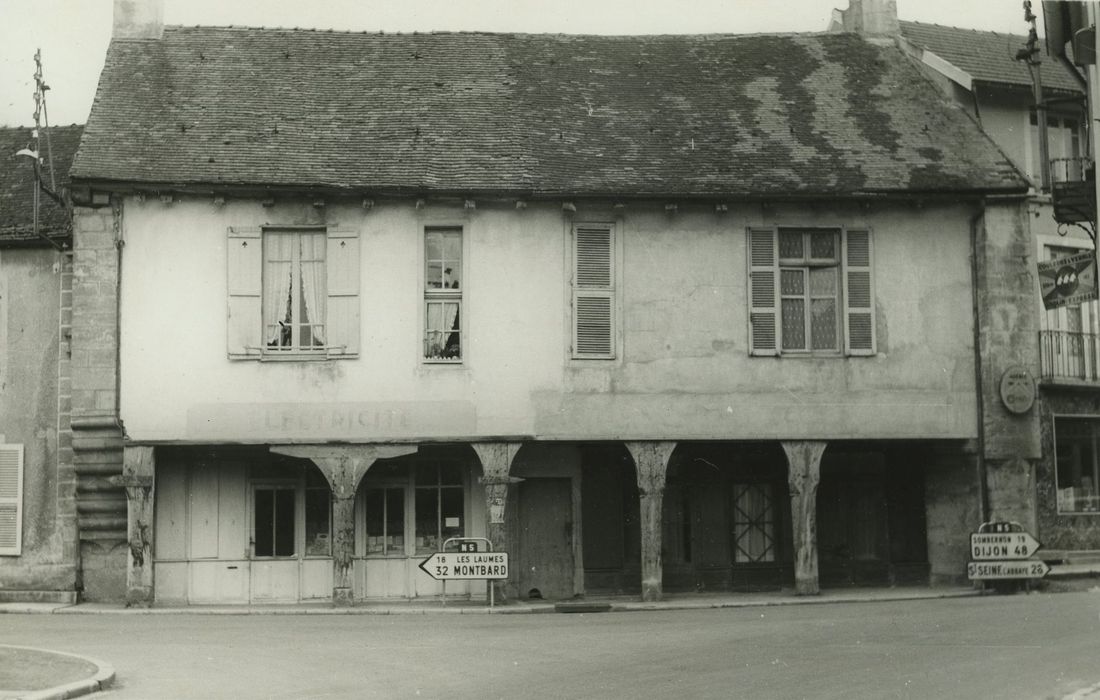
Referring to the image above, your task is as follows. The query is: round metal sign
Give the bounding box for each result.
[999,366,1036,415]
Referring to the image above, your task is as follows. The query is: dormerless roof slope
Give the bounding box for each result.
[1,124,82,246]
[72,27,1028,197]
[900,21,1084,94]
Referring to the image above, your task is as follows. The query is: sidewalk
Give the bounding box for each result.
[0,584,982,616]
[0,646,114,700]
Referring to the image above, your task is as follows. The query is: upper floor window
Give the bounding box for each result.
[424,227,462,361]
[1030,112,1087,185]
[571,223,616,359]
[226,226,360,360]
[748,227,875,357]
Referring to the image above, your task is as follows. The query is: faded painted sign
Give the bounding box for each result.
[186,401,477,441]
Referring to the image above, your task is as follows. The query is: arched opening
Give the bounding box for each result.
[662,442,793,593]
[353,443,483,599]
[579,442,641,595]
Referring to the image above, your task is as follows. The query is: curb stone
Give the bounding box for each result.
[0,646,114,700]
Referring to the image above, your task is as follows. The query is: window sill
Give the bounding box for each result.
[230,352,359,362]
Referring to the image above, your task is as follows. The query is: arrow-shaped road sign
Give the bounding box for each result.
[419,551,509,581]
[970,531,1041,561]
[967,560,1050,580]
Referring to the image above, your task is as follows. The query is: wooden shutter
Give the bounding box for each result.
[226,227,263,359]
[748,228,779,356]
[0,444,23,555]
[843,228,876,355]
[572,224,615,358]
[326,229,360,357]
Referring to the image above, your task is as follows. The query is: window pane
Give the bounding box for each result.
[305,489,331,556]
[424,302,461,360]
[778,230,803,259]
[254,489,274,557]
[439,463,463,486]
[810,231,837,260]
[781,299,806,350]
[442,234,462,289]
[808,266,837,296]
[733,483,775,563]
[441,488,463,542]
[274,488,296,557]
[1056,419,1100,513]
[385,488,404,554]
[365,489,385,554]
[415,487,440,553]
[780,269,804,295]
[811,298,838,350]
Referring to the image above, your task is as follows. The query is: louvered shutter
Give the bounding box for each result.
[326,229,360,357]
[573,224,615,358]
[0,444,23,555]
[226,227,263,359]
[748,228,779,356]
[843,228,876,355]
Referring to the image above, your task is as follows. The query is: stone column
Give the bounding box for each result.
[625,441,676,603]
[782,440,827,596]
[472,443,521,601]
[271,445,417,606]
[120,445,155,607]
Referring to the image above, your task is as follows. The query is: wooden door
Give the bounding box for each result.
[516,478,574,600]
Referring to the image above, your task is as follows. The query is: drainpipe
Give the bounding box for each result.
[970,204,989,523]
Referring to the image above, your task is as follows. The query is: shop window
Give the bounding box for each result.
[304,471,332,556]
[424,227,462,361]
[0,443,23,556]
[365,486,405,555]
[253,486,296,557]
[226,226,360,359]
[748,227,874,356]
[1055,417,1100,514]
[415,462,464,553]
[732,483,775,563]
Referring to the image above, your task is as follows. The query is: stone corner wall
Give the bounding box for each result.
[71,203,127,603]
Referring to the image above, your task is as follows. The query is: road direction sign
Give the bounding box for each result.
[967,560,1050,581]
[419,551,508,581]
[970,531,1041,561]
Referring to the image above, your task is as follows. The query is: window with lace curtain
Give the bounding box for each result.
[226,225,360,360]
[424,227,462,362]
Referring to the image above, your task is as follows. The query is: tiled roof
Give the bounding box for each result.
[1,124,82,246]
[900,21,1084,94]
[72,28,1028,197]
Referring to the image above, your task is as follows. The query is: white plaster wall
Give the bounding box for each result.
[119,196,978,442]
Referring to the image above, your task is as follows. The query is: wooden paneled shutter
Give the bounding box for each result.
[748,228,779,356]
[573,224,615,358]
[226,227,263,358]
[0,444,24,555]
[843,228,876,355]
[326,229,360,357]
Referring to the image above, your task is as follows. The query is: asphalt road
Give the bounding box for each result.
[2,591,1099,699]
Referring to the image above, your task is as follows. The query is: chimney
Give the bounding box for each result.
[113,0,163,40]
[836,0,900,37]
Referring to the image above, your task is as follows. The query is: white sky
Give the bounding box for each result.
[0,0,1044,127]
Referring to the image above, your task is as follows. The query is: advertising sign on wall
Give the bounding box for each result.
[1038,250,1098,309]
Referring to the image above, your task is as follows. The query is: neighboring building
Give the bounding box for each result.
[0,124,82,602]
[833,1,1100,557]
[65,0,1036,606]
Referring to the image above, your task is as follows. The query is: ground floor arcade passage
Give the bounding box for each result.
[138,440,949,604]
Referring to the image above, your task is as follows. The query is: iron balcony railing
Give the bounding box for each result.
[1049,157,1095,224]
[1040,329,1100,382]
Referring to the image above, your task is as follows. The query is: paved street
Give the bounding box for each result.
[2,591,1099,700]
